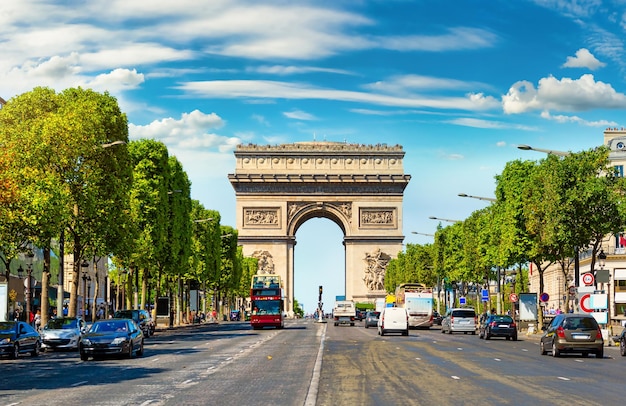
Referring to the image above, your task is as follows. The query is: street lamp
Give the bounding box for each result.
[428,216,461,223]
[510,270,517,330]
[458,193,496,202]
[411,231,434,237]
[18,250,36,324]
[81,261,90,320]
[516,144,571,157]
[101,140,126,149]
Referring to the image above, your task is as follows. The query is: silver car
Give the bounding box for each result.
[441,308,477,335]
[41,317,86,351]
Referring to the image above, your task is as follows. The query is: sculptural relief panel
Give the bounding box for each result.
[359,208,396,228]
[363,248,390,291]
[251,250,275,274]
[243,208,280,228]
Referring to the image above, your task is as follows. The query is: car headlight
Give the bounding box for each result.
[0,338,10,345]
[112,337,127,345]
[82,338,92,346]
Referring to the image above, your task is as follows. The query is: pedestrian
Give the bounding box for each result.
[13,308,20,322]
[33,309,41,331]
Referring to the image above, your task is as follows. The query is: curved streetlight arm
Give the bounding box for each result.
[458,193,496,202]
[517,144,570,157]
[429,216,461,223]
[101,140,126,149]
[411,231,434,237]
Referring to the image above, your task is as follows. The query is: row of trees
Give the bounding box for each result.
[0,87,256,327]
[386,146,626,321]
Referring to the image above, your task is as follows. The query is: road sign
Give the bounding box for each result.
[582,272,594,286]
[459,296,466,305]
[540,292,549,302]
[580,293,592,313]
[481,289,489,302]
[568,286,577,295]
[509,293,518,303]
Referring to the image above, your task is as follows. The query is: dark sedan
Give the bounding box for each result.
[0,321,41,359]
[479,315,517,340]
[364,311,380,328]
[80,319,144,361]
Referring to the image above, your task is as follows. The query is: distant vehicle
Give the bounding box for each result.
[80,318,144,361]
[375,298,385,313]
[230,310,241,321]
[355,309,367,321]
[377,307,409,336]
[364,311,380,328]
[441,308,477,335]
[113,309,154,337]
[619,329,626,357]
[250,274,284,330]
[478,315,517,341]
[395,283,434,329]
[540,313,604,358]
[333,300,356,326]
[432,311,443,325]
[41,317,86,351]
[0,321,41,359]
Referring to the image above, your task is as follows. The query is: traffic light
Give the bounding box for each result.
[319,286,323,295]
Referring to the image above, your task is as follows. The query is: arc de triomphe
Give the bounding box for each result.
[228,142,411,314]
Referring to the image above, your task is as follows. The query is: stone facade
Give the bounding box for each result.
[229,142,411,314]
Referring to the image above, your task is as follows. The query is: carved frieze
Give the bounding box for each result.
[363,248,390,291]
[243,208,280,228]
[287,201,352,223]
[359,208,396,228]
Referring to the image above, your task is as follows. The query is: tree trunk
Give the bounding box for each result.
[40,246,51,328]
[69,245,80,318]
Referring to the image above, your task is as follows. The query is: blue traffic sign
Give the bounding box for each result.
[481,289,489,302]
[459,296,466,305]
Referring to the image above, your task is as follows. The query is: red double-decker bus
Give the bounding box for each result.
[250,275,284,330]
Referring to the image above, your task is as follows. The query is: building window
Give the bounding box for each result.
[615,165,624,177]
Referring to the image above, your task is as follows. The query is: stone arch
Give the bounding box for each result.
[229,142,411,315]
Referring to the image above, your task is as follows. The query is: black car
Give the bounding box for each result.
[113,309,154,337]
[432,311,443,326]
[619,329,626,357]
[479,314,517,340]
[0,321,41,359]
[80,319,144,361]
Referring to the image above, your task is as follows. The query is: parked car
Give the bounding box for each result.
[41,317,86,351]
[356,310,367,321]
[441,308,477,335]
[377,307,409,336]
[364,311,380,328]
[113,309,154,337]
[540,313,604,358]
[478,314,517,340]
[80,318,144,361]
[0,321,41,359]
[619,329,626,357]
[432,311,443,326]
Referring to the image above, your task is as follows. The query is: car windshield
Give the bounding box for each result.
[91,321,128,333]
[369,312,380,317]
[452,310,475,318]
[114,311,135,319]
[491,316,513,323]
[46,318,78,330]
[0,322,15,333]
[563,317,597,330]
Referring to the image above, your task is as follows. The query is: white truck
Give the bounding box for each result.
[333,300,356,326]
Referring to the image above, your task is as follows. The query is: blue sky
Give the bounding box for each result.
[3,0,626,314]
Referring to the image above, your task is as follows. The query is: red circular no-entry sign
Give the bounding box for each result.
[582,273,594,286]
[580,293,592,313]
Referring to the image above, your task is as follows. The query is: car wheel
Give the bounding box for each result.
[126,344,133,359]
[596,347,604,358]
[380,329,385,336]
[552,340,560,357]
[80,351,89,361]
[540,340,547,355]
[10,344,19,360]
[581,352,589,358]
[136,340,144,357]
[512,335,517,341]
[365,324,368,329]
[403,330,408,336]
[441,327,445,334]
[31,341,40,357]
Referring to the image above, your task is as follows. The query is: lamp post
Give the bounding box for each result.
[81,261,89,320]
[516,144,571,157]
[510,270,517,330]
[428,216,461,223]
[597,249,610,334]
[21,250,35,324]
[411,231,434,237]
[458,193,496,202]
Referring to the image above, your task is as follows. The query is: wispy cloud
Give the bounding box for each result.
[283,110,317,120]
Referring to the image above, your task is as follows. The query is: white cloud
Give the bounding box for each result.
[251,114,270,126]
[178,80,501,111]
[562,48,605,70]
[502,74,626,114]
[84,68,145,92]
[283,110,317,120]
[540,110,618,127]
[129,110,239,152]
[364,74,492,96]
[249,65,352,76]
[378,27,498,51]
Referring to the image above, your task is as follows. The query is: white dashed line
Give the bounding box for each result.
[557,377,571,381]
[71,381,88,387]
[451,376,460,380]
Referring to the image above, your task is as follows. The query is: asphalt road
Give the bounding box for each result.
[318,322,626,406]
[2,320,626,406]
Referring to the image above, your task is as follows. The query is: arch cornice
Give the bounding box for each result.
[287,201,351,236]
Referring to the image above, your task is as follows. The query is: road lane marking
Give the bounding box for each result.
[494,358,501,361]
[71,381,88,387]
[557,377,571,381]
[457,348,463,351]
[151,358,159,362]
[415,357,421,360]
[451,376,460,380]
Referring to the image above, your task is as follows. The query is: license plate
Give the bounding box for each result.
[572,334,590,340]
[498,325,509,328]
[459,320,469,324]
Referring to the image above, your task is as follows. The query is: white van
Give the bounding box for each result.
[377,307,409,336]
